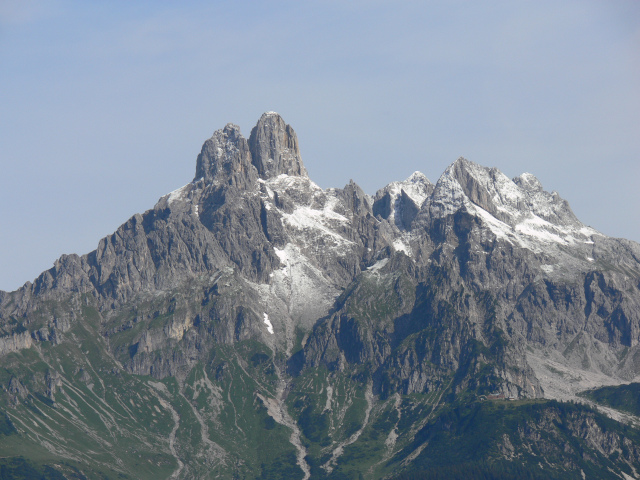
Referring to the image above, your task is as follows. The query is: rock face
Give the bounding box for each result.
[249,111,307,179]
[0,113,640,479]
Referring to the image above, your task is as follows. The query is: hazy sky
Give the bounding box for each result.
[1,0,639,292]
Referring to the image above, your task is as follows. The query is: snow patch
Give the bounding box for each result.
[366,258,389,273]
[323,385,333,413]
[274,248,290,277]
[393,239,412,255]
[263,313,274,334]
[167,184,190,205]
[274,248,289,263]
[267,243,340,331]
[282,201,353,250]
[515,219,568,245]
[472,206,514,243]
[579,226,603,237]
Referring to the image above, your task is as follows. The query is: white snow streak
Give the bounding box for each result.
[263,313,274,334]
[393,239,411,255]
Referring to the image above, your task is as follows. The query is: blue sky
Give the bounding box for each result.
[1,0,639,291]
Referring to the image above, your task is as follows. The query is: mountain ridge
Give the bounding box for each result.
[3,112,639,395]
[1,112,640,479]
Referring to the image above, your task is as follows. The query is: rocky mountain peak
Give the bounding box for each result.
[438,157,579,226]
[445,157,520,218]
[193,123,257,189]
[373,171,433,230]
[249,112,307,179]
[405,171,431,184]
[424,157,594,256]
[513,172,543,192]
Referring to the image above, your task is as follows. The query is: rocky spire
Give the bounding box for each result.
[194,123,257,189]
[248,112,307,179]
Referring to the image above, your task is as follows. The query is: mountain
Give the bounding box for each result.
[1,112,640,479]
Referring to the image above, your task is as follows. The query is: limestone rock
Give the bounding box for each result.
[249,112,307,179]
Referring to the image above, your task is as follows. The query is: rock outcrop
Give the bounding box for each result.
[249,111,307,179]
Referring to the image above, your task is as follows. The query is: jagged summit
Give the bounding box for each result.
[432,156,579,225]
[405,171,430,183]
[194,112,307,186]
[373,171,433,230]
[194,123,256,188]
[424,156,598,257]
